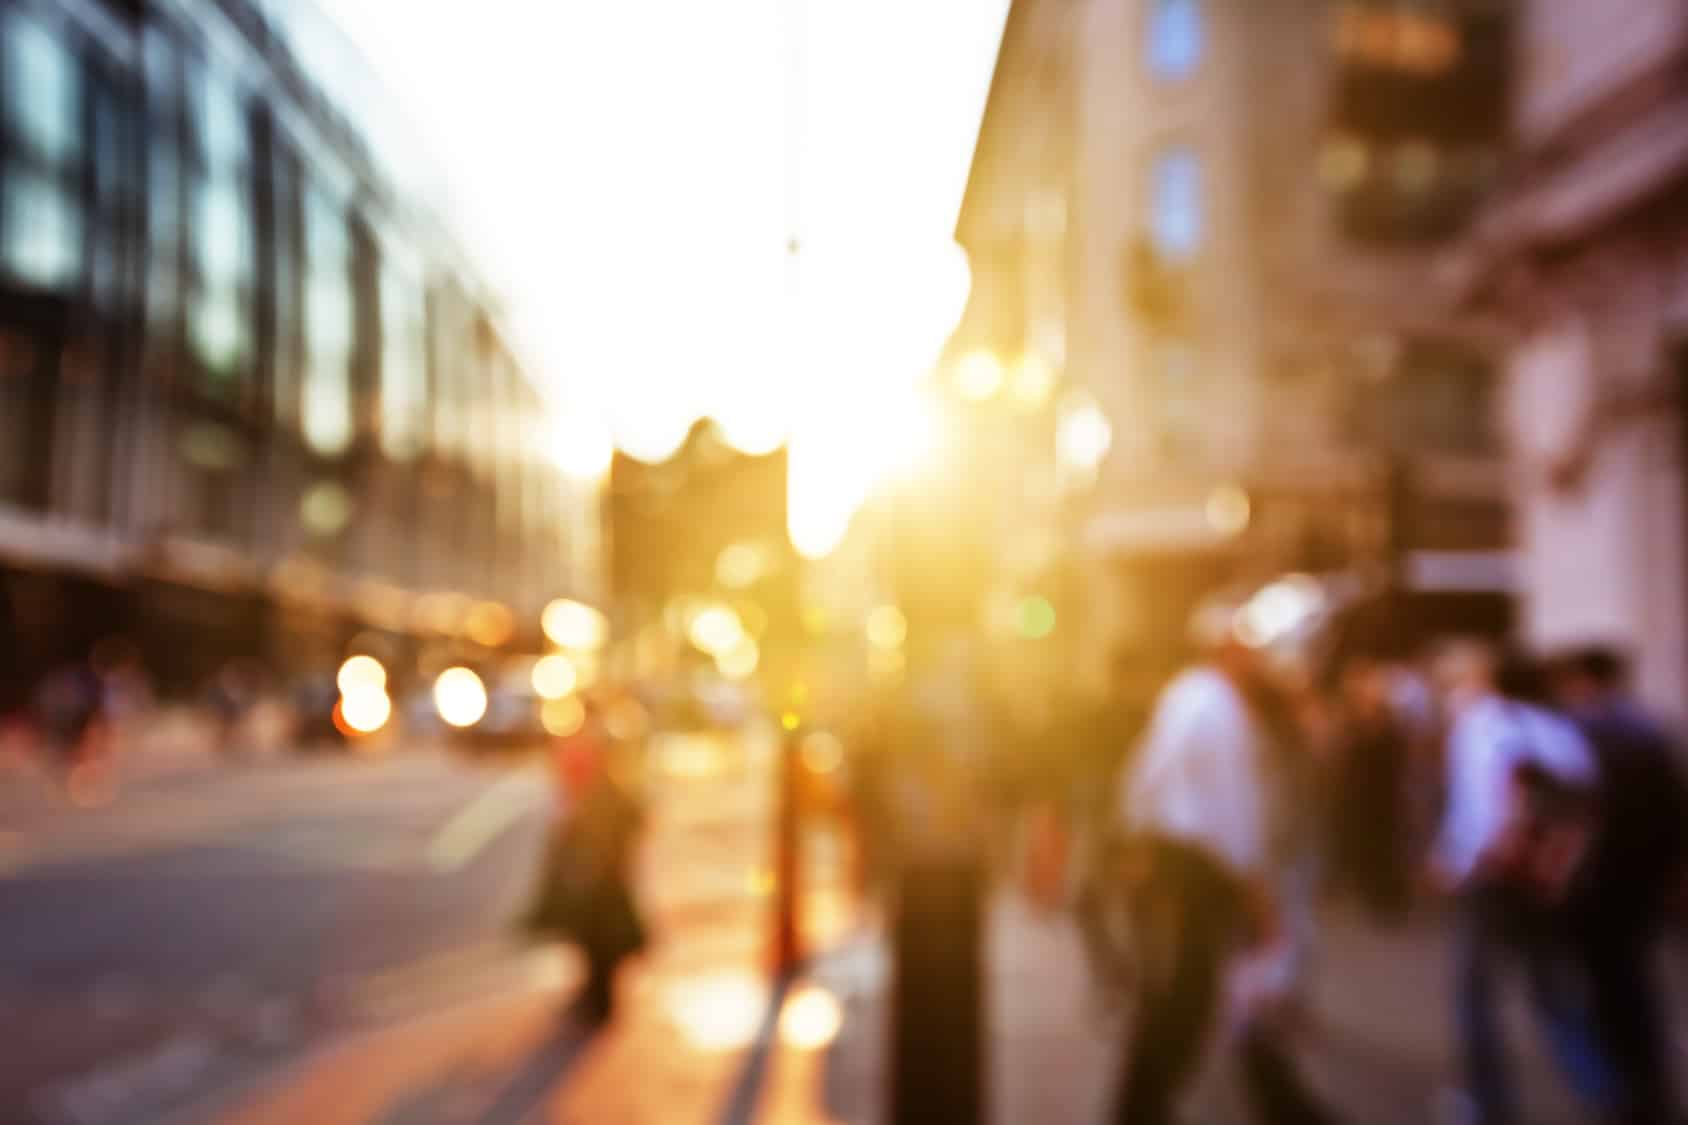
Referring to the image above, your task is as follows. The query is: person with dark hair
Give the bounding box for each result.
[1430,642,1620,1125]
[1551,645,1688,1123]
[1108,611,1340,1125]
[1327,653,1413,923]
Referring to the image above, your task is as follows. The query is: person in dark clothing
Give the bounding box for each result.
[1328,656,1413,923]
[1552,646,1688,1124]
[525,705,646,1024]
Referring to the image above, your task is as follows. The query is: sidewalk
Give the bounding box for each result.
[211,886,1115,1125]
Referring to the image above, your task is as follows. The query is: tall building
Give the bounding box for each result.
[1468,0,1688,717]
[1038,0,1512,660]
[0,0,596,695]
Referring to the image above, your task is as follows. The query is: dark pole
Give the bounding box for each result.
[772,718,803,977]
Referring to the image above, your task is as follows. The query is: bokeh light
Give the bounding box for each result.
[1205,484,1252,536]
[1009,352,1057,409]
[1017,596,1057,640]
[799,731,844,775]
[779,985,844,1050]
[715,542,767,590]
[465,602,515,648]
[337,654,387,696]
[716,638,760,681]
[956,350,1004,402]
[864,605,908,651]
[688,605,744,657]
[531,653,578,700]
[338,685,393,735]
[665,971,768,1051]
[542,695,586,737]
[1056,393,1113,480]
[542,599,609,650]
[299,480,354,536]
[433,667,488,728]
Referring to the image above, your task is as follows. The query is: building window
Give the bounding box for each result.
[429,284,470,460]
[1148,146,1203,262]
[1147,0,1202,80]
[379,249,428,461]
[1,12,84,290]
[302,189,353,457]
[188,67,255,385]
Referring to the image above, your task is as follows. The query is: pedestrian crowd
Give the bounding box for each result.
[1072,596,1688,1125]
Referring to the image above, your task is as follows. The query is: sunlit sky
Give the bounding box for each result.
[319,0,1010,489]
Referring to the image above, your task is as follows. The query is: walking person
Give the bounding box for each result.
[1328,652,1414,923]
[1109,608,1341,1125]
[1551,646,1688,1123]
[525,699,646,1024]
[1430,643,1620,1125]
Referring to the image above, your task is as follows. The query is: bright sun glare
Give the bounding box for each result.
[319,0,1011,555]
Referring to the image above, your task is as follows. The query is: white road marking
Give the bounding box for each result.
[425,770,548,873]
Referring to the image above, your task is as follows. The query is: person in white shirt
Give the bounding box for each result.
[1110,616,1339,1125]
[1430,643,1619,1125]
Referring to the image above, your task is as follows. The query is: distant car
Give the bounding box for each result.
[447,683,550,753]
[291,675,348,751]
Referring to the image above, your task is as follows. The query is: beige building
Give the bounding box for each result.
[1057,0,1512,658]
[1471,0,1688,718]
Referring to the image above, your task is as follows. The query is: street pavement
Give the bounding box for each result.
[2,744,559,1125]
[9,724,1688,1125]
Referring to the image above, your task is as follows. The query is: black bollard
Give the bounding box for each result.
[890,850,985,1125]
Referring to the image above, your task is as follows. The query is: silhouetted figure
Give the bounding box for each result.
[1328,656,1413,923]
[526,705,645,1023]
[1552,646,1688,1123]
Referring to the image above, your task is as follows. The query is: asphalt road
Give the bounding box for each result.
[1,749,556,1125]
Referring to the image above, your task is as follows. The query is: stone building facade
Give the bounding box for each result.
[1475,0,1688,717]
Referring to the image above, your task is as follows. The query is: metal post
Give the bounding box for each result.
[772,725,803,977]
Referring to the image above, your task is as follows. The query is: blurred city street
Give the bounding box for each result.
[1,742,557,1123]
[7,0,1688,1120]
[10,714,1683,1125]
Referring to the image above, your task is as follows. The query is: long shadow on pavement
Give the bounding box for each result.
[374,1001,598,1125]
